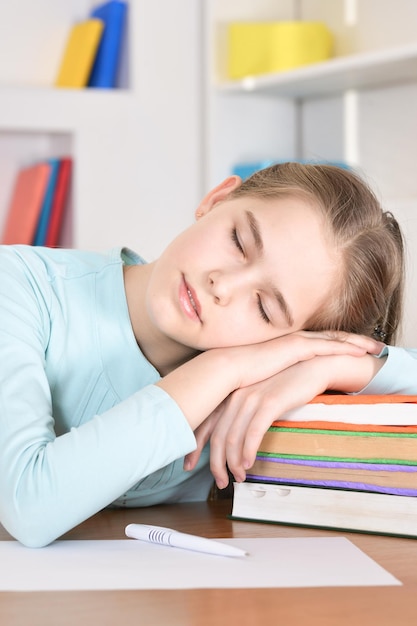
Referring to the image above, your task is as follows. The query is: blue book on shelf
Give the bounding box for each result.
[88,0,127,88]
[232,159,351,180]
[33,158,60,246]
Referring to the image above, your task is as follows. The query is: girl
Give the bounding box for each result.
[0,163,411,547]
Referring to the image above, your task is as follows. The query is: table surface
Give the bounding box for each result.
[1,499,417,626]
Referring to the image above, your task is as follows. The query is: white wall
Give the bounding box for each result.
[0,0,204,261]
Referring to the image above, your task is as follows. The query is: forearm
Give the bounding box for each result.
[324,353,387,393]
[156,349,238,430]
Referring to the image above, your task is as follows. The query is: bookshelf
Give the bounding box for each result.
[0,0,204,259]
[204,0,417,345]
[217,42,417,98]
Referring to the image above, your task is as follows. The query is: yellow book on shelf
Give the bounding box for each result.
[55,19,104,88]
[228,21,333,79]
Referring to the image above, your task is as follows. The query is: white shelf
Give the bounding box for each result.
[216,42,417,98]
[0,86,133,130]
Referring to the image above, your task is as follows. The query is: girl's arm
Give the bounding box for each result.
[187,347,417,488]
[156,330,382,430]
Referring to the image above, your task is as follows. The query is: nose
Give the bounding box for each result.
[208,269,243,305]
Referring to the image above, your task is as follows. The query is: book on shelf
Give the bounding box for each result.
[33,159,61,246]
[231,481,417,538]
[2,162,51,245]
[88,0,127,88]
[55,19,104,88]
[45,158,72,247]
[232,160,350,181]
[230,393,417,538]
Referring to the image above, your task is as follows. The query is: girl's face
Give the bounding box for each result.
[142,178,338,355]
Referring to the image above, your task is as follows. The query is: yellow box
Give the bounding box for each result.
[228,21,333,79]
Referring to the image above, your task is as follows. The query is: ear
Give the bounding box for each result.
[195,176,242,219]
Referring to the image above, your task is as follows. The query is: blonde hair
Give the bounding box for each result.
[230,162,404,344]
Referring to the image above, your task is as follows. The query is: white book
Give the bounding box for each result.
[281,395,417,425]
[231,482,417,538]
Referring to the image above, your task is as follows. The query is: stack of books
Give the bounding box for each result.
[2,158,72,247]
[231,394,417,537]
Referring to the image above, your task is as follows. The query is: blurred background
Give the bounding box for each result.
[0,0,417,343]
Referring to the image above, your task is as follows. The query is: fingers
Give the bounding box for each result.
[209,388,269,488]
[183,449,201,472]
[234,331,380,391]
[184,408,222,472]
[209,407,236,488]
[296,330,384,354]
[210,359,330,488]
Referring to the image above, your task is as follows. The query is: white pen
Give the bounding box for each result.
[125,523,248,558]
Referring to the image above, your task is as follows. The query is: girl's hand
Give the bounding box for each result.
[183,332,383,471]
[199,352,386,489]
[230,330,383,390]
[160,329,383,433]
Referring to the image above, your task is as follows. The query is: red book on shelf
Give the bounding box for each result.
[2,162,51,245]
[45,158,72,247]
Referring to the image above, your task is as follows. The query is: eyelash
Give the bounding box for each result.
[231,227,244,254]
[231,228,270,324]
[257,295,270,324]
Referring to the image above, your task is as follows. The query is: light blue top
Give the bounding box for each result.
[0,245,212,547]
[0,245,416,547]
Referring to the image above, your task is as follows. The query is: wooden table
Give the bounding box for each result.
[1,499,417,626]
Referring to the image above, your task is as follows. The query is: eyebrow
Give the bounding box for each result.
[245,210,294,327]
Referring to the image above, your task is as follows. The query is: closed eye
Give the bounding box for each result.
[257,294,270,324]
[231,227,244,255]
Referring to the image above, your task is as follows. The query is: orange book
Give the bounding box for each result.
[2,162,51,245]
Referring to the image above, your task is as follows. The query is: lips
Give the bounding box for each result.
[180,276,201,321]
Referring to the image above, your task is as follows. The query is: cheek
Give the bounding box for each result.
[214,314,276,347]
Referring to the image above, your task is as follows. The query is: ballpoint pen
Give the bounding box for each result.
[125,523,248,558]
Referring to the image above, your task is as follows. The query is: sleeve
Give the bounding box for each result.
[0,252,197,548]
[358,345,417,394]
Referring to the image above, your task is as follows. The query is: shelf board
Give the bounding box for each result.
[0,86,134,130]
[216,42,417,98]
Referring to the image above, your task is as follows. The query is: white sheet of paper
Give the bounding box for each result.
[0,537,401,591]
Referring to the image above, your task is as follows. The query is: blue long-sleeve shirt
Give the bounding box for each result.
[0,245,212,547]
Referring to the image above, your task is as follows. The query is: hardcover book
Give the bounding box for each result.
[2,162,51,245]
[88,1,127,88]
[231,481,417,538]
[277,393,417,425]
[55,19,104,88]
[33,158,60,246]
[45,158,72,247]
